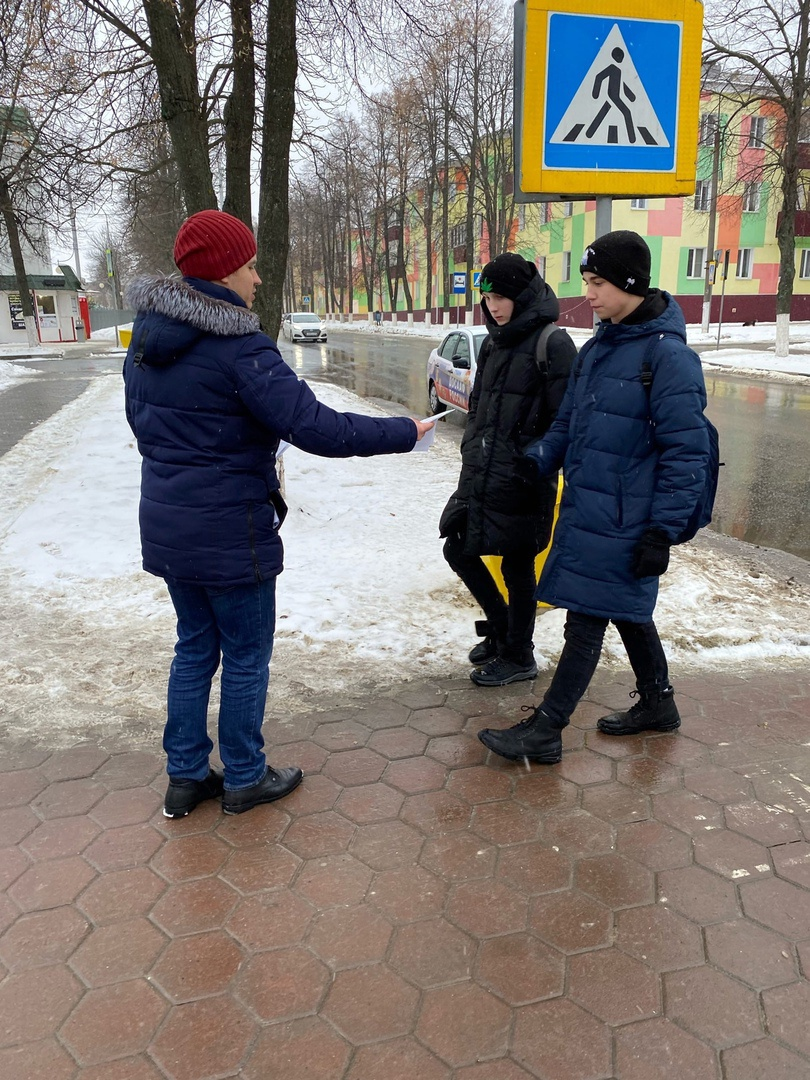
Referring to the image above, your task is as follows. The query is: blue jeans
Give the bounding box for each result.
[164,577,276,789]
[541,611,669,728]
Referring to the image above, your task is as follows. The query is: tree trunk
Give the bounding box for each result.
[254,0,297,337]
[0,177,39,347]
[142,0,217,214]
[222,0,255,225]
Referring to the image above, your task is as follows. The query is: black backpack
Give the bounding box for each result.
[575,332,722,544]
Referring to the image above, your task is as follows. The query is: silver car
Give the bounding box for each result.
[282,312,327,343]
[426,325,489,413]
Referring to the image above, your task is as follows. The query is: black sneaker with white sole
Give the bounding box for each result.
[163,768,224,819]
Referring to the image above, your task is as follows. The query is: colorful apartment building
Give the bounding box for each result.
[314,88,810,329]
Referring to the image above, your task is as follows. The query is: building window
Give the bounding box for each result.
[694,179,712,212]
[737,247,753,278]
[450,223,465,249]
[517,204,526,229]
[630,198,648,209]
[537,255,547,278]
[699,112,719,147]
[687,248,705,278]
[800,249,810,278]
[561,201,573,217]
[748,116,767,148]
[742,181,761,212]
[561,250,571,282]
[543,202,553,224]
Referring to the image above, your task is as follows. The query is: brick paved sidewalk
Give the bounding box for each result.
[1,668,809,1080]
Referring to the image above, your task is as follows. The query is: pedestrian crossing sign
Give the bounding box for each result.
[518,0,702,197]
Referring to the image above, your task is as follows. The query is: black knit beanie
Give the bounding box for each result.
[580,230,651,296]
[480,253,537,301]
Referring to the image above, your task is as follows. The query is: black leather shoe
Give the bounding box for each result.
[597,686,681,736]
[222,765,303,815]
[471,656,537,686]
[478,707,563,763]
[163,768,224,819]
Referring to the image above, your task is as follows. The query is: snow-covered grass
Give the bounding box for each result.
[0,373,807,743]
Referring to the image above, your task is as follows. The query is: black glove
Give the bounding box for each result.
[632,529,671,578]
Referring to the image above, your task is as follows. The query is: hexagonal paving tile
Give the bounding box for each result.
[31,778,106,819]
[416,980,511,1066]
[383,756,447,794]
[295,853,373,907]
[9,855,96,912]
[282,811,355,859]
[90,787,163,828]
[761,979,810,1058]
[40,747,109,781]
[60,979,167,1065]
[218,844,300,894]
[345,1037,451,1080]
[69,918,166,986]
[348,819,425,870]
[335,781,404,824]
[0,1038,78,1080]
[20,816,101,860]
[83,823,164,872]
[401,791,472,834]
[322,965,419,1043]
[657,864,740,924]
[149,878,239,937]
[575,852,654,908]
[471,800,542,845]
[77,866,166,924]
[615,818,692,870]
[388,917,474,988]
[528,889,613,953]
[0,965,83,1046]
[307,905,393,969]
[613,1016,719,1080]
[580,780,650,824]
[614,903,704,971]
[420,832,496,883]
[721,1037,810,1080]
[242,1016,351,1080]
[477,932,564,1005]
[771,841,810,887]
[368,865,448,923]
[226,890,315,951]
[705,919,798,989]
[0,768,47,809]
[567,946,660,1023]
[496,841,572,895]
[447,878,528,937]
[321,748,387,786]
[512,998,611,1079]
[235,946,329,1022]
[150,930,244,1002]
[541,808,615,857]
[150,834,231,882]
[0,906,89,970]
[664,966,763,1047]
[739,876,810,939]
[149,995,256,1080]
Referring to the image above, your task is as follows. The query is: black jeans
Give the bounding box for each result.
[443,533,537,663]
[541,611,670,728]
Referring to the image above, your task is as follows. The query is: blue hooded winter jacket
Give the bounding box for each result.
[123,276,417,586]
[524,292,710,622]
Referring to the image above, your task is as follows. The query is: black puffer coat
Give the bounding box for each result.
[439,270,576,555]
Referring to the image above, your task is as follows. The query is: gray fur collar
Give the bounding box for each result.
[126,275,261,337]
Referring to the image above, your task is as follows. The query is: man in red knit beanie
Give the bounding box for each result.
[124,209,432,818]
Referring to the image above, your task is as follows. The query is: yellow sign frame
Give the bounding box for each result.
[519,0,703,197]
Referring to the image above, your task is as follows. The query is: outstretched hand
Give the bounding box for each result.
[412,418,437,441]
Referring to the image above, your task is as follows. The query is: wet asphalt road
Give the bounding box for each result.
[2,334,808,562]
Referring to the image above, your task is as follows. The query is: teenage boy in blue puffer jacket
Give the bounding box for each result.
[478,231,711,765]
[124,210,433,818]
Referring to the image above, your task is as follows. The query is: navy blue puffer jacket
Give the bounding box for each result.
[525,292,710,622]
[123,277,417,586]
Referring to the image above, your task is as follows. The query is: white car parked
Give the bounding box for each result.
[282,311,327,343]
[426,325,489,413]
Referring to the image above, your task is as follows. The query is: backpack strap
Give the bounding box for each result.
[640,332,668,394]
[534,322,557,375]
[573,335,597,379]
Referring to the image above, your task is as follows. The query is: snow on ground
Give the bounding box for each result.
[0,370,808,746]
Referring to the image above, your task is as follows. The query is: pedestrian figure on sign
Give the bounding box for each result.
[586,46,636,143]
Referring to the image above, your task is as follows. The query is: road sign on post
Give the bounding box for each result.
[472,270,482,289]
[515,0,703,199]
[452,272,466,294]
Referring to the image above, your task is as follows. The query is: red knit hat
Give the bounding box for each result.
[173,209,257,280]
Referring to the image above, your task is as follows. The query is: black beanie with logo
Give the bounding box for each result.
[480,252,537,301]
[580,230,651,296]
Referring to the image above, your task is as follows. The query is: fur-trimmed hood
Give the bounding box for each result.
[125,275,261,367]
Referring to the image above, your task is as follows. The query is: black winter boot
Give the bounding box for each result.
[468,620,503,667]
[597,686,681,736]
[478,707,563,763]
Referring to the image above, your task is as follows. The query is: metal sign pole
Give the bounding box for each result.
[716,249,730,348]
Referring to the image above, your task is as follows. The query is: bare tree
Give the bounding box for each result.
[704,0,810,356]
